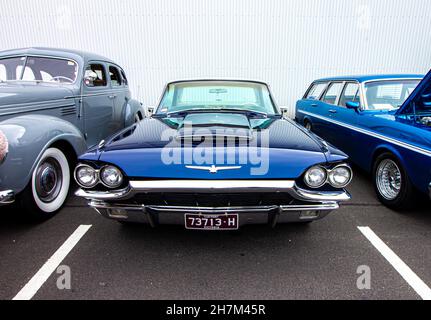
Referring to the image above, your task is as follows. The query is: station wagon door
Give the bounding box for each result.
[82,62,114,147]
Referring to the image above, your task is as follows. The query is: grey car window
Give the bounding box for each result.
[0,57,26,81]
[85,64,107,87]
[109,66,122,87]
[322,82,343,105]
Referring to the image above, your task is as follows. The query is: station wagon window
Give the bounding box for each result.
[120,69,128,86]
[84,64,107,87]
[109,66,122,87]
[364,80,421,110]
[322,82,343,105]
[339,83,360,107]
[306,82,327,100]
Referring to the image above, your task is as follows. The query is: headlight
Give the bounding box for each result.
[100,165,123,188]
[75,165,98,188]
[328,165,352,188]
[304,166,327,188]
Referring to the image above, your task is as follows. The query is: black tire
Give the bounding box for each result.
[17,147,70,221]
[372,152,415,210]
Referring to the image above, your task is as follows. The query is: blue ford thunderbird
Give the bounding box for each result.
[74,80,352,229]
[295,72,431,209]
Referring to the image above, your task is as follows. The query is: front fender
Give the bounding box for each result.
[0,115,87,194]
[123,99,144,127]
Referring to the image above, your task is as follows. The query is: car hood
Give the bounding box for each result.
[0,82,74,107]
[89,113,347,179]
[103,113,327,152]
[397,68,431,115]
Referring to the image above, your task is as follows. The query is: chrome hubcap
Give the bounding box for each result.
[35,157,63,203]
[305,123,312,131]
[376,159,402,200]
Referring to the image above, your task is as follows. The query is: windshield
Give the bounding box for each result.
[157,81,279,115]
[364,80,421,110]
[0,56,78,84]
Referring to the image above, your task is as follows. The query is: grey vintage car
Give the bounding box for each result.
[0,47,143,220]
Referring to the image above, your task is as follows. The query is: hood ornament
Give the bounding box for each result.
[186,165,242,174]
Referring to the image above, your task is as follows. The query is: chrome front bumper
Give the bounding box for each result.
[76,180,351,227]
[0,190,15,205]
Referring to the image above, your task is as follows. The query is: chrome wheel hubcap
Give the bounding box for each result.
[376,159,402,200]
[35,157,63,203]
[306,123,312,131]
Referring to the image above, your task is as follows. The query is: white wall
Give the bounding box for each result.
[1,0,431,117]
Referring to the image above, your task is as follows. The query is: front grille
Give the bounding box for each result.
[117,192,297,207]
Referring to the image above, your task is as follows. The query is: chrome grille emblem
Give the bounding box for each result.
[186,165,242,174]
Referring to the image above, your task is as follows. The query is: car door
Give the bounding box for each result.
[82,61,114,147]
[327,82,361,157]
[296,81,329,136]
[318,81,345,144]
[108,64,128,133]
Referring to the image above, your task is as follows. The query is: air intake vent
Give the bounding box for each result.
[61,106,76,116]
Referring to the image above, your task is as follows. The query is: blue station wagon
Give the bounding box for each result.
[74,79,352,230]
[0,48,143,220]
[295,72,431,209]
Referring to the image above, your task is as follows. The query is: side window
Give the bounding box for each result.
[120,69,128,86]
[84,64,107,87]
[109,66,122,87]
[305,83,327,100]
[339,83,360,107]
[322,82,343,105]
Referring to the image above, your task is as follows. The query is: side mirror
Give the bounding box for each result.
[346,101,360,110]
[146,106,155,118]
[279,107,289,119]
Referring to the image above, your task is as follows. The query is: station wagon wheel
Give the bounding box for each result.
[18,148,70,221]
[372,152,415,210]
[305,121,312,131]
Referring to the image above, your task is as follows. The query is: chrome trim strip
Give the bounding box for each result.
[75,180,351,202]
[0,190,15,205]
[298,110,431,157]
[87,202,339,213]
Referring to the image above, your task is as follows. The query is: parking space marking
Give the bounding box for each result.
[358,226,431,300]
[12,225,92,300]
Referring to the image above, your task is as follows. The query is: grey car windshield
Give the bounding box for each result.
[157,81,279,115]
[364,80,421,110]
[0,56,78,84]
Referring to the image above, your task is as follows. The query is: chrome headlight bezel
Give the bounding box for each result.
[327,165,353,188]
[74,164,99,188]
[304,166,328,189]
[100,165,124,189]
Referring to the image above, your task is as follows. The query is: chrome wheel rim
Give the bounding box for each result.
[35,157,63,203]
[376,159,402,200]
[305,122,312,131]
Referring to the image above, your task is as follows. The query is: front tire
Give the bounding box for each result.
[372,153,415,210]
[18,147,70,221]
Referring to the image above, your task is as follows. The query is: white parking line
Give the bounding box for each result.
[12,225,92,300]
[358,226,431,300]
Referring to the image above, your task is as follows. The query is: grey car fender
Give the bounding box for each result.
[0,115,87,195]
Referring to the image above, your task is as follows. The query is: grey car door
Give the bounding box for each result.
[108,65,128,133]
[82,62,114,147]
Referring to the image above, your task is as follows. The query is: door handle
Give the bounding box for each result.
[329,109,337,114]
[108,95,116,99]
[311,103,318,107]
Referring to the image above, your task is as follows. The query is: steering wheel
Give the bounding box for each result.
[50,76,74,84]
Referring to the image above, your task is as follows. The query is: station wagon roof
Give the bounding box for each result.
[315,74,424,83]
[0,47,117,65]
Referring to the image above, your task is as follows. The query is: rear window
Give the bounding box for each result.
[305,82,327,100]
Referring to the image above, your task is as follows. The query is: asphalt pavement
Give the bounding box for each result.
[0,167,430,300]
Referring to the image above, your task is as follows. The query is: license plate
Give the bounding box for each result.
[185,214,239,230]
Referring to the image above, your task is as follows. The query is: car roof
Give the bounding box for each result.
[0,47,117,65]
[166,78,270,86]
[315,74,424,83]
